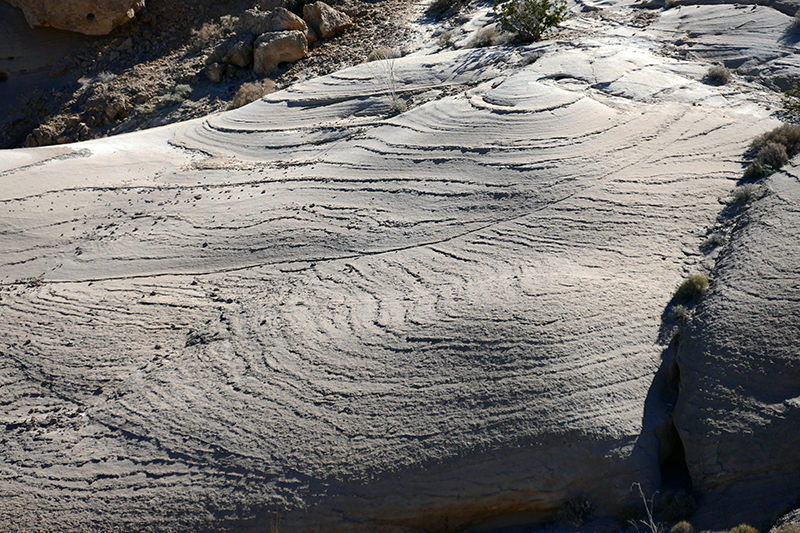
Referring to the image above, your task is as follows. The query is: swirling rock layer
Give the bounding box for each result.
[1,3,796,530]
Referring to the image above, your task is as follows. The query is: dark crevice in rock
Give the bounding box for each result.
[659,421,692,494]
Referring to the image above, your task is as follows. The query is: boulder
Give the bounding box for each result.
[207,35,256,69]
[204,62,225,83]
[5,0,145,35]
[302,1,353,39]
[272,6,317,43]
[235,7,316,43]
[252,30,307,76]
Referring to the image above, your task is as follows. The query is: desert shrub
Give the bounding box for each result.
[664,0,678,8]
[701,233,725,250]
[749,123,800,158]
[668,304,688,321]
[670,522,695,533]
[674,275,709,303]
[159,84,193,107]
[775,525,800,533]
[192,22,222,44]
[753,141,789,169]
[367,47,401,62]
[230,79,275,109]
[743,162,773,180]
[729,525,758,533]
[494,0,567,42]
[706,65,731,85]
[438,29,457,48]
[731,183,763,205]
[469,24,512,47]
[557,495,595,527]
[656,491,696,524]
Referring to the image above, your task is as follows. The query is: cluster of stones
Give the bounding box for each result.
[204,1,353,82]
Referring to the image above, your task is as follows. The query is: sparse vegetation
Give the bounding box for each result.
[367,47,401,62]
[438,29,457,48]
[158,84,194,107]
[729,525,758,533]
[775,524,800,533]
[743,123,800,178]
[656,491,696,524]
[631,483,664,533]
[706,65,731,85]
[468,24,513,47]
[670,521,694,533]
[368,58,408,115]
[664,0,678,9]
[701,233,725,250]
[230,79,276,109]
[668,304,688,321]
[557,495,595,527]
[731,183,763,205]
[674,274,709,303]
[749,123,800,158]
[494,0,568,42]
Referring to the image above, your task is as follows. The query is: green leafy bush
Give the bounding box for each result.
[494,0,567,42]
[674,275,709,303]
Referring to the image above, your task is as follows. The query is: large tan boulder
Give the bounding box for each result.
[252,30,307,76]
[235,7,316,43]
[5,0,144,35]
[302,1,352,39]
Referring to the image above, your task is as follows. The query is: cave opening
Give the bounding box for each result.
[659,421,692,493]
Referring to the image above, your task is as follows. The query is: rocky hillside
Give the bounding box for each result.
[0,0,416,149]
[1,0,800,531]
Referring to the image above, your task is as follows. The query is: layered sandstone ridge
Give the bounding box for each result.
[675,168,800,529]
[1,0,799,531]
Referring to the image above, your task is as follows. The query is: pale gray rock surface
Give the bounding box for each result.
[1,0,800,531]
[675,169,800,529]
[5,0,144,35]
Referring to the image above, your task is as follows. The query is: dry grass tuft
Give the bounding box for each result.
[230,80,276,109]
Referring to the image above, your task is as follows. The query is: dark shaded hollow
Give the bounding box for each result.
[659,421,692,493]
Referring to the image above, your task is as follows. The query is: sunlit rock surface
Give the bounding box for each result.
[2,0,799,530]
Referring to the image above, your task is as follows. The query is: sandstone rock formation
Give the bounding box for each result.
[2,0,800,531]
[303,1,353,39]
[235,6,314,41]
[5,0,144,35]
[253,30,307,76]
[674,169,800,529]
